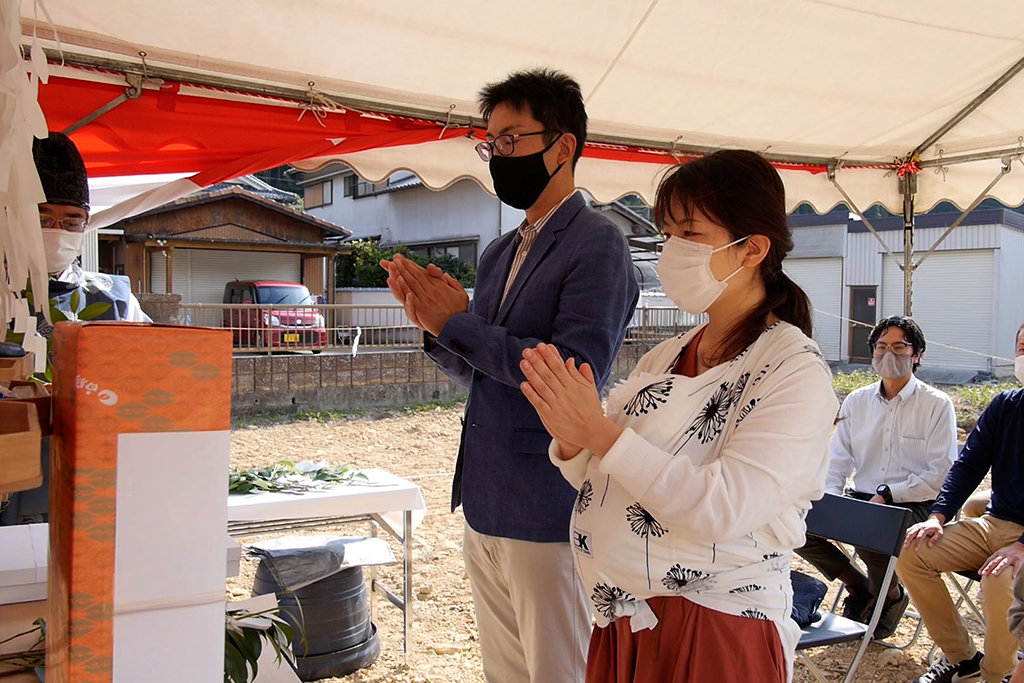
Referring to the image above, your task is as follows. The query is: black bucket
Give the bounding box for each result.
[293,623,381,681]
[253,561,372,658]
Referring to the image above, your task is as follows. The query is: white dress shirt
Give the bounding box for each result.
[825,375,958,503]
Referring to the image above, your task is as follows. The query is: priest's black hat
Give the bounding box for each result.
[32,132,90,210]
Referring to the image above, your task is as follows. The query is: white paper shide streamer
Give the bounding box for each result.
[0,0,50,337]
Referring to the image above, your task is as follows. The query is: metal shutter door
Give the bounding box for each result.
[152,249,302,304]
[883,250,993,371]
[783,257,843,361]
[149,249,191,298]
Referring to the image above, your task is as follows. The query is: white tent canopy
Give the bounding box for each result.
[20,0,1024,213]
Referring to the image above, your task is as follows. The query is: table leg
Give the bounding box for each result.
[403,509,413,656]
[369,518,378,625]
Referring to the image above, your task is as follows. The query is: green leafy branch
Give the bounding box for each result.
[225,607,295,683]
[7,285,112,381]
[0,618,45,672]
[229,461,367,495]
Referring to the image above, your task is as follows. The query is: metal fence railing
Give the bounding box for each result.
[177,303,701,354]
[179,304,420,354]
[627,306,706,343]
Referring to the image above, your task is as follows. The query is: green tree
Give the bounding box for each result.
[336,241,476,289]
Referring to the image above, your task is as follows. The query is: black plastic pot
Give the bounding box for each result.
[253,561,371,657]
[293,623,380,681]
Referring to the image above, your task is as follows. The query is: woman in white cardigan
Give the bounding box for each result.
[519,150,839,683]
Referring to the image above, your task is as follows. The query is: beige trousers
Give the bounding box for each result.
[463,521,591,683]
[897,514,1024,682]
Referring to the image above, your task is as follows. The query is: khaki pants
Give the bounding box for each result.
[463,521,591,683]
[897,514,1024,682]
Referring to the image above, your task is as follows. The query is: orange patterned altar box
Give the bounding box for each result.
[48,323,232,683]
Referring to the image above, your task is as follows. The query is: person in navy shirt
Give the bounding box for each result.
[898,322,1024,683]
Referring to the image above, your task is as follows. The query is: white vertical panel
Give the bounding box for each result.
[114,431,229,683]
[845,231,884,286]
[149,249,190,299]
[883,250,994,371]
[996,226,1024,375]
[782,257,843,361]
[80,230,99,272]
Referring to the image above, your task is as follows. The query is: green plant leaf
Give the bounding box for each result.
[69,290,81,313]
[49,305,68,323]
[224,635,249,683]
[78,302,113,320]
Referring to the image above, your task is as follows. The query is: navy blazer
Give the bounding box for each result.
[427,192,640,543]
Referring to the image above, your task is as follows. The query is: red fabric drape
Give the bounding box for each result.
[37,74,463,181]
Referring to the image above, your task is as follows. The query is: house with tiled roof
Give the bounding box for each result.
[99,185,351,304]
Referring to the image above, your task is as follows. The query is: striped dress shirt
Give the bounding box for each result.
[500,192,575,306]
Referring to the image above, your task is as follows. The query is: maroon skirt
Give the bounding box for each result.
[586,596,787,683]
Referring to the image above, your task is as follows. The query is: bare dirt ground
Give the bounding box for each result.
[227,404,989,683]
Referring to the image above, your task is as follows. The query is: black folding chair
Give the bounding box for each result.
[796,493,912,683]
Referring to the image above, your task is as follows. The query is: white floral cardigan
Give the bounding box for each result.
[551,322,839,679]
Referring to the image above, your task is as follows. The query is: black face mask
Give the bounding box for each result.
[488,134,565,210]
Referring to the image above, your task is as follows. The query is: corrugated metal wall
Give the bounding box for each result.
[996,227,1024,375]
[881,250,994,371]
[845,223,1002,287]
[783,257,844,361]
[80,230,99,272]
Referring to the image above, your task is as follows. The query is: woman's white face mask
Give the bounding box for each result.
[1015,354,1024,384]
[656,235,748,314]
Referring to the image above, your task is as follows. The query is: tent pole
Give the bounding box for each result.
[918,145,1023,168]
[829,169,901,264]
[913,53,1024,158]
[62,73,143,135]
[900,174,917,316]
[915,160,1014,269]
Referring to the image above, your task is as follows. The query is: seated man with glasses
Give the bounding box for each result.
[797,315,957,639]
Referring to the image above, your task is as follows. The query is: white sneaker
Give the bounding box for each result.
[912,652,982,683]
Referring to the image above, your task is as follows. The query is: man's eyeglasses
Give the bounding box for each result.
[40,214,88,233]
[872,341,913,355]
[475,130,559,162]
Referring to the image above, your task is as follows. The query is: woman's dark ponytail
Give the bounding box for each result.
[768,270,812,338]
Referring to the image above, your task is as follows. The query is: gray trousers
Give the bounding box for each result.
[462,521,590,683]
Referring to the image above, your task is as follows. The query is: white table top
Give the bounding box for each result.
[227,468,426,523]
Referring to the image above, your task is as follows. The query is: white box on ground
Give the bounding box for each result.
[0,524,241,606]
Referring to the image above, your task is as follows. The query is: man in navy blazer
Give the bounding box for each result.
[382,69,638,683]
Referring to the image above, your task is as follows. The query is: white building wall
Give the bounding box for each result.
[881,250,995,372]
[386,180,506,249]
[789,224,846,359]
[845,223,1003,288]
[782,257,844,361]
[307,174,518,261]
[996,225,1024,376]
